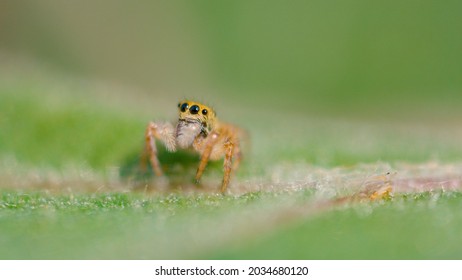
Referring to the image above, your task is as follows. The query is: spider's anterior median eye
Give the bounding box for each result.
[202,109,208,115]
[180,103,189,112]
[189,105,200,114]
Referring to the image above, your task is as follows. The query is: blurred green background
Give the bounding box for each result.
[1,0,462,260]
[2,0,461,119]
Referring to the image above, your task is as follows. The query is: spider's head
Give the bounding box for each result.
[176,100,216,148]
[177,100,216,131]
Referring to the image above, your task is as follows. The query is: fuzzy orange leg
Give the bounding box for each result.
[232,144,241,171]
[144,122,163,176]
[221,141,235,193]
[195,133,219,183]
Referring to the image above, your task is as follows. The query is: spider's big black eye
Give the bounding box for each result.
[180,103,189,112]
[202,109,208,115]
[189,105,200,114]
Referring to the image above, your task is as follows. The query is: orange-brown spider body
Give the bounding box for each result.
[143,100,243,193]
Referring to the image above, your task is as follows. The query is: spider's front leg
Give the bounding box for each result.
[194,132,220,184]
[142,121,176,176]
[221,139,238,193]
[195,132,240,193]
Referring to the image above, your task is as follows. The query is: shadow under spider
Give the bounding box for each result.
[119,145,222,192]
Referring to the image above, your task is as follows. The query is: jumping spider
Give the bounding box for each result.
[141,100,243,193]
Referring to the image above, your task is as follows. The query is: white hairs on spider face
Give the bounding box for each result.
[176,120,202,149]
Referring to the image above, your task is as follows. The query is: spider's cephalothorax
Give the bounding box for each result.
[176,101,216,149]
[142,100,243,193]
